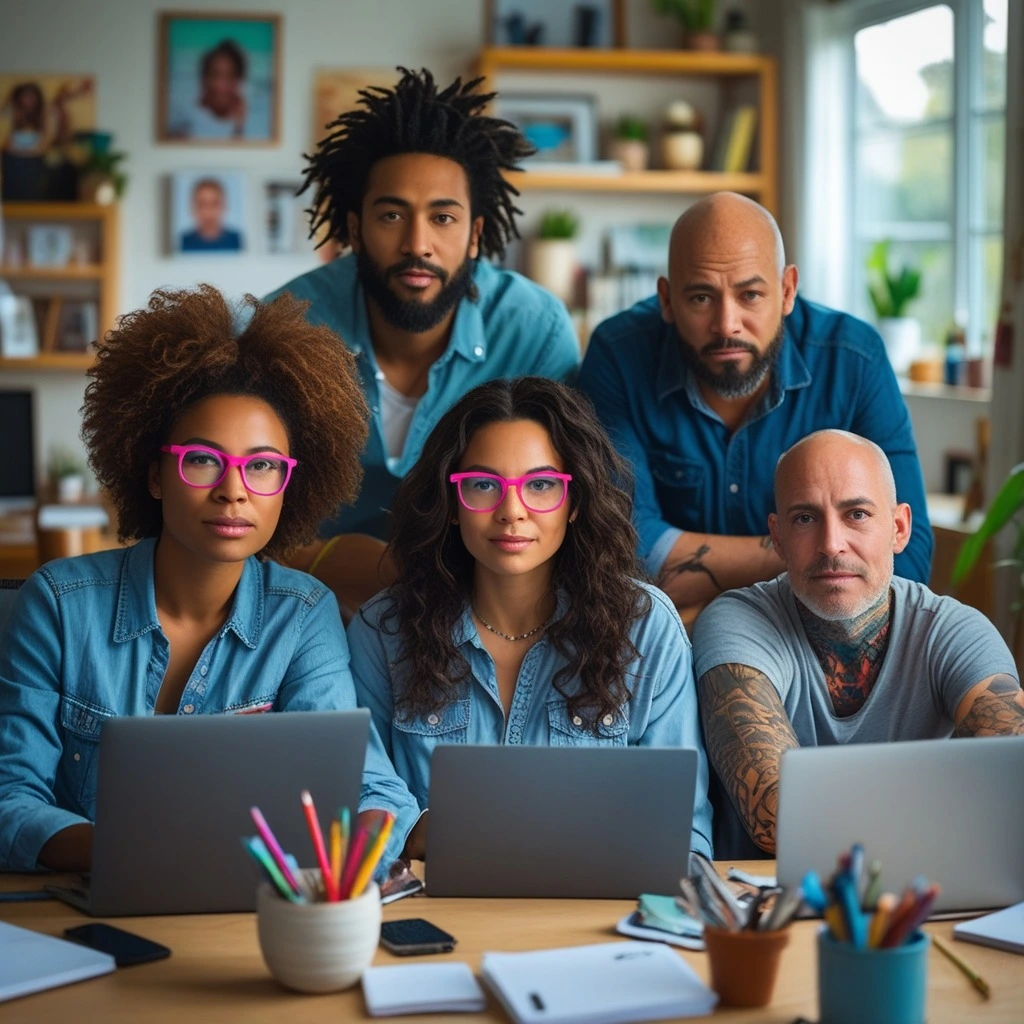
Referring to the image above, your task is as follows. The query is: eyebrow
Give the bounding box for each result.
[682,274,768,293]
[461,464,561,475]
[371,196,465,210]
[181,437,286,456]
[785,496,878,514]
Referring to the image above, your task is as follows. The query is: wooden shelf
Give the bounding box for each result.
[480,47,772,76]
[507,170,766,194]
[0,353,94,371]
[0,201,118,221]
[0,264,104,280]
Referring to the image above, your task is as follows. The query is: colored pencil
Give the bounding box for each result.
[932,935,990,1000]
[249,806,301,895]
[349,813,395,899]
[337,827,370,901]
[301,789,337,902]
[242,836,302,903]
[329,820,342,902]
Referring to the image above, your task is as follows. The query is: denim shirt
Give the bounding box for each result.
[577,294,933,584]
[347,581,713,858]
[265,255,580,540]
[0,539,420,871]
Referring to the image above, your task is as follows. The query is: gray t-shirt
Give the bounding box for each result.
[693,575,1018,746]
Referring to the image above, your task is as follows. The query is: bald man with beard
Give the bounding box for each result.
[693,430,1022,857]
[577,192,932,627]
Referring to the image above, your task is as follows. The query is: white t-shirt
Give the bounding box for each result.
[379,378,421,463]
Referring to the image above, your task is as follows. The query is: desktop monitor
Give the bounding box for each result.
[0,390,35,510]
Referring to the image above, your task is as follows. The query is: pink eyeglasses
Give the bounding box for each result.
[161,445,297,497]
[449,472,572,513]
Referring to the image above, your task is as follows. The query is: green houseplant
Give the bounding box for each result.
[528,210,580,305]
[537,209,579,240]
[48,445,86,503]
[610,115,650,172]
[866,240,923,374]
[651,0,719,49]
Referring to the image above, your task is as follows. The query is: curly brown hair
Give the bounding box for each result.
[82,286,368,561]
[375,377,652,732]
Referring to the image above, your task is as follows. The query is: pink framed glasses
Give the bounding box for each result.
[449,472,572,513]
[161,445,297,497]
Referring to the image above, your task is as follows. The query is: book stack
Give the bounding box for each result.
[711,105,758,173]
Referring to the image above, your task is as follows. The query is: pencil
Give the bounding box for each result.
[932,935,990,1000]
[329,820,342,901]
[301,789,337,902]
[349,813,395,899]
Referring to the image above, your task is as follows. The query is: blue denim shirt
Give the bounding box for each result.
[0,539,420,871]
[347,582,713,858]
[266,255,580,540]
[577,294,933,583]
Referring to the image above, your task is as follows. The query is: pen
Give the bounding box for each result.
[242,836,303,902]
[932,934,990,1000]
[763,885,804,931]
[349,812,395,899]
[800,870,829,915]
[881,884,940,948]
[250,805,302,896]
[868,892,897,948]
[862,860,883,910]
[301,789,337,902]
[834,872,867,949]
[824,904,848,943]
[848,842,864,899]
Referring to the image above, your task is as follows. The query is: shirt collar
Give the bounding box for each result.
[114,537,263,649]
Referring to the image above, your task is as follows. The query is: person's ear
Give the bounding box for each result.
[781,264,799,317]
[468,215,484,260]
[892,502,912,554]
[148,460,162,501]
[768,512,784,558]
[656,276,673,324]
[347,211,362,253]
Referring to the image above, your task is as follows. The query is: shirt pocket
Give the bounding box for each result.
[221,693,278,715]
[392,697,471,764]
[649,450,707,528]
[59,695,115,809]
[546,698,629,747]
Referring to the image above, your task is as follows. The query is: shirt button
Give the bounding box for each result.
[729,483,739,493]
[602,714,614,726]
[473,345,484,357]
[73,752,81,762]
[183,704,195,714]
[200,666,207,676]
[572,715,583,726]
[371,405,379,413]
[427,713,440,726]
[375,370,385,381]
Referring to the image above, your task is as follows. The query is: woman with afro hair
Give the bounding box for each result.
[0,286,419,872]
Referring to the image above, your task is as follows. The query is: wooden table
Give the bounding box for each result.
[1,866,1020,1023]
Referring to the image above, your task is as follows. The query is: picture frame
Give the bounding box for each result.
[27,225,73,268]
[0,293,40,359]
[56,300,98,353]
[486,0,625,47]
[494,94,598,165]
[157,11,281,145]
[264,181,309,255]
[168,170,246,256]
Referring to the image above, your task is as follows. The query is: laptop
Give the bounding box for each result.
[426,746,697,898]
[776,736,1024,914]
[47,710,370,916]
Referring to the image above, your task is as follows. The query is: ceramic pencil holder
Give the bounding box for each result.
[702,924,791,1007]
[256,869,381,994]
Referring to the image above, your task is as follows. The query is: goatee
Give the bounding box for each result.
[676,318,785,399]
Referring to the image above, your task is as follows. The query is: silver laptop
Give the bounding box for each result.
[426,746,697,898]
[48,710,369,916]
[777,736,1024,914]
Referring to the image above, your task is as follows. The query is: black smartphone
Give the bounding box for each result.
[379,918,456,956]
[63,924,171,967]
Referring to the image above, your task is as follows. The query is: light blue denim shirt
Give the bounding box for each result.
[348,581,713,858]
[0,538,420,871]
[265,255,580,540]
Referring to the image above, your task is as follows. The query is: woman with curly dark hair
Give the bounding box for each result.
[347,377,712,860]
[0,286,419,873]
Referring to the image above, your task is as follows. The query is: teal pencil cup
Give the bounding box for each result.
[817,928,929,1024]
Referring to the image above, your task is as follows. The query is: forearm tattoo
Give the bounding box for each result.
[954,674,1024,737]
[658,543,723,592]
[699,664,800,854]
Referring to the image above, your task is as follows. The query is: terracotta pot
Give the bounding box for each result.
[685,30,720,51]
[609,138,649,172]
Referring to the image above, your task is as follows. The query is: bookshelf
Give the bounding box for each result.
[0,202,119,372]
[477,47,778,212]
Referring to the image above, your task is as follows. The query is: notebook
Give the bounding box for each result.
[953,901,1024,955]
[480,941,717,1024]
[361,963,486,1016]
[0,921,115,1002]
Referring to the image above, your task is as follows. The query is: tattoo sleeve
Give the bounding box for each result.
[699,663,800,854]
[954,674,1024,737]
[657,543,723,592]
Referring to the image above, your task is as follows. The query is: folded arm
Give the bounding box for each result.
[954,673,1024,736]
[698,663,800,854]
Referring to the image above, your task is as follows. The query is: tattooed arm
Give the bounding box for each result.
[699,663,800,854]
[953,674,1024,737]
[657,531,784,610]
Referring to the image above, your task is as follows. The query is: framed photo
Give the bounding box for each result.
[56,300,99,352]
[494,94,598,165]
[158,12,280,144]
[169,170,246,255]
[264,181,309,255]
[486,0,624,47]
[27,225,73,267]
[0,293,40,359]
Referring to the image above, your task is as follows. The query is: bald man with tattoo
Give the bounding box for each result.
[693,430,1023,857]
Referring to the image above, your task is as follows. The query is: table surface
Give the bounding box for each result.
[1,864,1021,1023]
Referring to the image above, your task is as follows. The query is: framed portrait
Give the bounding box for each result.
[486,0,625,47]
[0,293,40,359]
[0,74,95,201]
[56,300,99,352]
[158,12,281,144]
[264,181,310,255]
[494,94,598,165]
[26,225,74,268]
[169,170,246,255]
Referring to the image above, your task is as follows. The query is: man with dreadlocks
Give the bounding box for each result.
[267,68,579,615]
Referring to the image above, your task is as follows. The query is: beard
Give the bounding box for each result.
[356,247,475,334]
[676,318,785,399]
[794,555,892,622]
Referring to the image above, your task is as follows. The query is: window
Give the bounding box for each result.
[849,1,1007,358]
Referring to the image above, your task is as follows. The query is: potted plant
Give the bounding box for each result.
[609,115,650,172]
[74,130,128,204]
[526,210,579,306]
[952,462,1024,672]
[650,0,719,51]
[866,240,922,374]
[48,445,87,503]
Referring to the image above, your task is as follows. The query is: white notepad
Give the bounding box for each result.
[480,941,717,1024]
[953,901,1024,955]
[362,962,487,1016]
[0,921,116,1002]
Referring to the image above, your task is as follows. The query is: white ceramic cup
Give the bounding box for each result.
[256,871,381,993]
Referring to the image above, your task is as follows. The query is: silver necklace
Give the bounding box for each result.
[474,609,548,642]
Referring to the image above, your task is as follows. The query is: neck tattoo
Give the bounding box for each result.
[473,609,548,643]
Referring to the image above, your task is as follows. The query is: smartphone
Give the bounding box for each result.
[379,918,456,956]
[63,924,171,967]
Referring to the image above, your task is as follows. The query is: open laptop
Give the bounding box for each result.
[776,736,1024,914]
[47,710,370,916]
[426,746,697,898]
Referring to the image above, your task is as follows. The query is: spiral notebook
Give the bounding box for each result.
[953,902,1024,955]
[0,921,115,1002]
